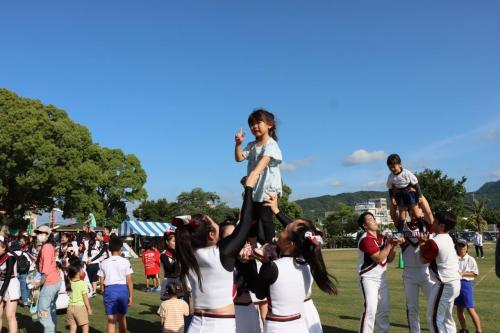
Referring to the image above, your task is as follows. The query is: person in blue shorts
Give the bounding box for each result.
[98,237,133,333]
[454,239,482,333]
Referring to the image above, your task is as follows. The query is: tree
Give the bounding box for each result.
[467,199,488,232]
[134,188,238,224]
[274,184,303,232]
[93,148,147,226]
[0,89,99,227]
[133,199,177,222]
[0,89,148,229]
[416,169,467,217]
[484,209,500,226]
[322,203,358,237]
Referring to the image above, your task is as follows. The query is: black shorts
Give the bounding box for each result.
[86,263,100,283]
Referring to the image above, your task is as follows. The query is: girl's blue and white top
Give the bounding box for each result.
[242,137,282,202]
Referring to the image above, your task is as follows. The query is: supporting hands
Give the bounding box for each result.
[263,192,279,214]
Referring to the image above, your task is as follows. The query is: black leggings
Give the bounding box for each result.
[249,202,275,244]
[475,245,484,258]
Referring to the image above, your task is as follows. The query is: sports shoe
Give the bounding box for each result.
[154,286,162,292]
[458,329,469,333]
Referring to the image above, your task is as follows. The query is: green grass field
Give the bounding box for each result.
[7,243,498,333]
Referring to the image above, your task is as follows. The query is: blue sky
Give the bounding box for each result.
[1,1,499,207]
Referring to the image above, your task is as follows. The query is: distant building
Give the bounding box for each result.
[354,198,393,226]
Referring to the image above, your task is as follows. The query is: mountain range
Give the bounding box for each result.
[295,180,500,221]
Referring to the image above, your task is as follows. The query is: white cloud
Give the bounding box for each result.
[329,180,342,188]
[485,128,500,142]
[280,156,318,172]
[342,149,386,166]
[493,170,500,178]
[363,180,386,190]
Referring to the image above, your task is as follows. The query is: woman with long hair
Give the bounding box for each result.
[0,238,21,332]
[247,195,337,333]
[173,174,258,333]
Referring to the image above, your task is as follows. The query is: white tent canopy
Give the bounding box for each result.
[117,220,175,237]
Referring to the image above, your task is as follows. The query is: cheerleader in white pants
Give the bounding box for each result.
[173,176,258,333]
[419,211,461,333]
[249,195,337,333]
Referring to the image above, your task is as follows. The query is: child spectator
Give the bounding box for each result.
[454,239,482,333]
[141,243,161,292]
[386,154,424,224]
[235,109,283,246]
[157,281,189,333]
[98,237,133,333]
[66,263,92,333]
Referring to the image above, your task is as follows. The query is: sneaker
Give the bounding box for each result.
[459,329,469,333]
[142,287,149,292]
[154,287,162,292]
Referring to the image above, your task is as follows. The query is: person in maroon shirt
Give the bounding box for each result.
[357,212,402,333]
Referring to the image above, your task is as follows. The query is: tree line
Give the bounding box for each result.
[0,89,147,229]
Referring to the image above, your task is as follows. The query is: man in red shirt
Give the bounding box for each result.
[357,211,402,333]
[141,243,161,292]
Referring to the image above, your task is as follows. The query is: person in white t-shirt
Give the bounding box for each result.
[420,211,461,333]
[454,239,482,333]
[98,237,133,333]
[386,154,425,224]
[472,232,483,259]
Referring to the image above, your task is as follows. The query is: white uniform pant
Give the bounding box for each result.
[236,304,261,333]
[359,276,389,333]
[426,280,460,333]
[403,268,435,333]
[302,299,323,333]
[187,315,236,333]
[264,317,307,333]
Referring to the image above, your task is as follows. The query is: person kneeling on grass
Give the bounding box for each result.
[454,239,482,333]
[98,237,133,333]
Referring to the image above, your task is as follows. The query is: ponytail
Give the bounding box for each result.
[172,214,215,292]
[292,220,337,295]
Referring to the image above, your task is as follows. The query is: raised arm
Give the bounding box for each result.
[235,129,246,162]
[263,194,291,227]
[219,184,255,271]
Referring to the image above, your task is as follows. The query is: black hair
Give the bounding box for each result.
[87,232,97,257]
[290,219,337,295]
[248,109,278,141]
[163,231,175,249]
[435,211,457,232]
[165,281,184,298]
[108,237,123,252]
[357,212,375,231]
[104,226,112,233]
[65,264,81,292]
[218,220,237,240]
[174,214,215,292]
[386,154,401,166]
[68,256,83,269]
